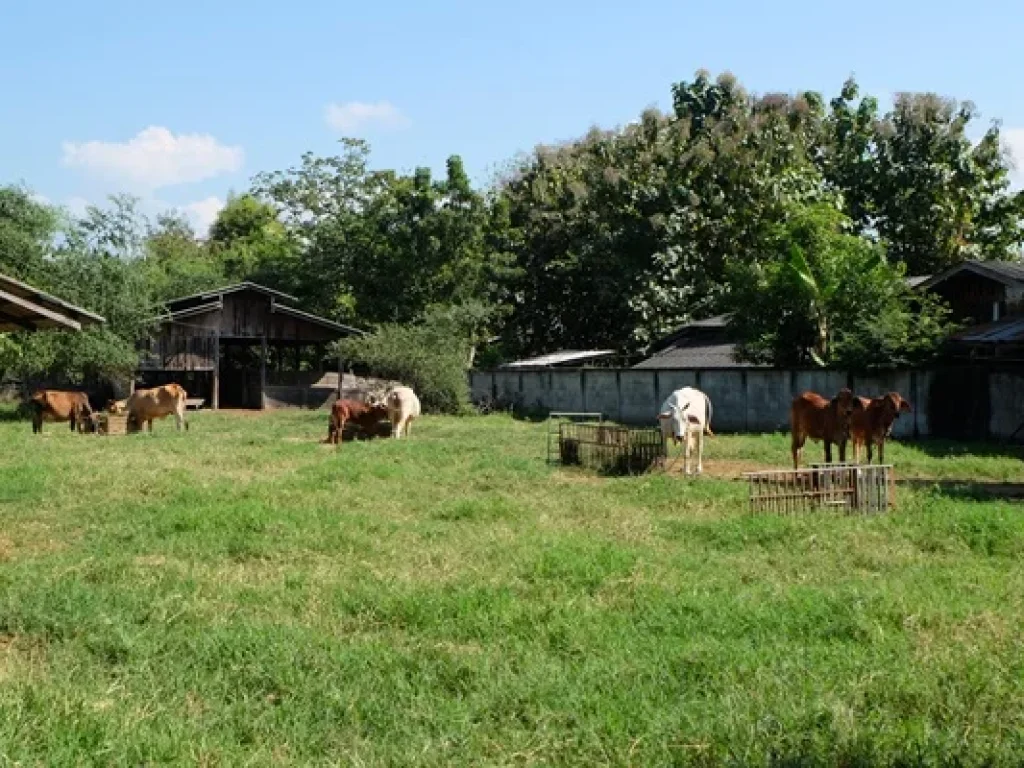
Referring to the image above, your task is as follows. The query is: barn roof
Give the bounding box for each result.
[0,273,106,332]
[151,282,365,337]
[163,281,299,309]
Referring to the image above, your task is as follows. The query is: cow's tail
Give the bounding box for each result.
[705,393,714,436]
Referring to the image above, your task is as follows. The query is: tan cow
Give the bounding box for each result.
[385,386,421,439]
[29,390,98,434]
[124,383,189,433]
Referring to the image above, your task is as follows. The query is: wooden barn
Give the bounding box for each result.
[138,282,363,410]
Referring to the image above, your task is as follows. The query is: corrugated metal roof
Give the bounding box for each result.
[503,349,616,368]
[633,342,768,369]
[951,317,1024,344]
[905,275,931,288]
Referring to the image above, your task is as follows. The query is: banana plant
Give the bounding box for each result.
[785,243,881,366]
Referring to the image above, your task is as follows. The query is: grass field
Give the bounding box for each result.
[2,410,1024,765]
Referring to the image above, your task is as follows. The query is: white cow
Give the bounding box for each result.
[656,386,714,475]
[385,386,421,439]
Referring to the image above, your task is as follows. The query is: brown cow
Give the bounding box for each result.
[790,388,864,469]
[124,383,189,433]
[29,390,98,434]
[328,398,390,445]
[850,392,912,464]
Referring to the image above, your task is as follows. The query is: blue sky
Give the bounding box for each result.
[3,0,1022,233]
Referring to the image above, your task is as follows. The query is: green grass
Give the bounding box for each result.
[2,410,1024,765]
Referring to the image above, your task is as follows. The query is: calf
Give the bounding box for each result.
[850,392,912,464]
[790,388,864,469]
[328,398,390,445]
[656,386,713,475]
[28,390,98,434]
[385,386,421,439]
[124,383,189,433]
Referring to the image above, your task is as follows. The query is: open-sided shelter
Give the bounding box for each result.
[139,282,363,409]
[0,273,105,332]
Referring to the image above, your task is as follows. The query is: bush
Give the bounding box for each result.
[334,322,472,414]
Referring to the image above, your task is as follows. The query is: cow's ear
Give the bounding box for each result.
[852,398,865,410]
[899,399,912,413]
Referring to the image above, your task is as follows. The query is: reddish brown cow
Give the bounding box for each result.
[850,392,912,464]
[328,398,390,445]
[29,390,98,434]
[790,388,864,469]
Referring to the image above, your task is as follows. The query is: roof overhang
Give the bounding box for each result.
[269,300,365,336]
[919,261,1024,292]
[0,274,106,332]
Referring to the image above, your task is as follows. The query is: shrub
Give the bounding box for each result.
[334,322,472,414]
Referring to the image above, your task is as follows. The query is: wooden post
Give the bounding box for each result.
[260,335,268,410]
[212,331,220,410]
[337,355,344,400]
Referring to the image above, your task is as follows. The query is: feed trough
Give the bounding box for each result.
[744,463,894,514]
[557,422,665,476]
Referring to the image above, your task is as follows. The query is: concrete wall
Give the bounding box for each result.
[469,366,1023,439]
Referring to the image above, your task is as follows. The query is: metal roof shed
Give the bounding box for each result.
[0,274,105,332]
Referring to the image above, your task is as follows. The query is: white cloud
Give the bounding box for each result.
[63,196,91,218]
[177,196,225,237]
[325,101,409,133]
[61,126,244,190]
[1005,128,1024,187]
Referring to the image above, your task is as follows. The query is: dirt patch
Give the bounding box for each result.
[663,458,776,480]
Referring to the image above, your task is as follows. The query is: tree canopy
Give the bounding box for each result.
[2,70,1022,388]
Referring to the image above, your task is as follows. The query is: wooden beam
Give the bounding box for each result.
[212,331,220,411]
[260,335,268,410]
[0,310,38,331]
[0,288,81,331]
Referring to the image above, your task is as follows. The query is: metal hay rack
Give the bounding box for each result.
[556,421,666,476]
[744,462,894,514]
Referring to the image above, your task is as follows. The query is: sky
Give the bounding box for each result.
[2,0,1022,235]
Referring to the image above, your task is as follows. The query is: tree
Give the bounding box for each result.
[728,203,956,369]
[873,93,1024,273]
[208,194,297,287]
[0,186,56,283]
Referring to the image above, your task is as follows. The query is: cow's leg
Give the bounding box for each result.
[32,409,42,434]
[176,403,187,431]
[405,417,413,438]
[838,440,847,463]
[877,440,884,465]
[791,434,804,470]
[695,426,704,475]
[824,441,833,464]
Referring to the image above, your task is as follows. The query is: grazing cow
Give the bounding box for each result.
[328,398,389,445]
[656,386,714,475]
[28,390,98,434]
[850,392,912,464]
[789,388,864,469]
[124,383,189,433]
[385,386,421,439]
